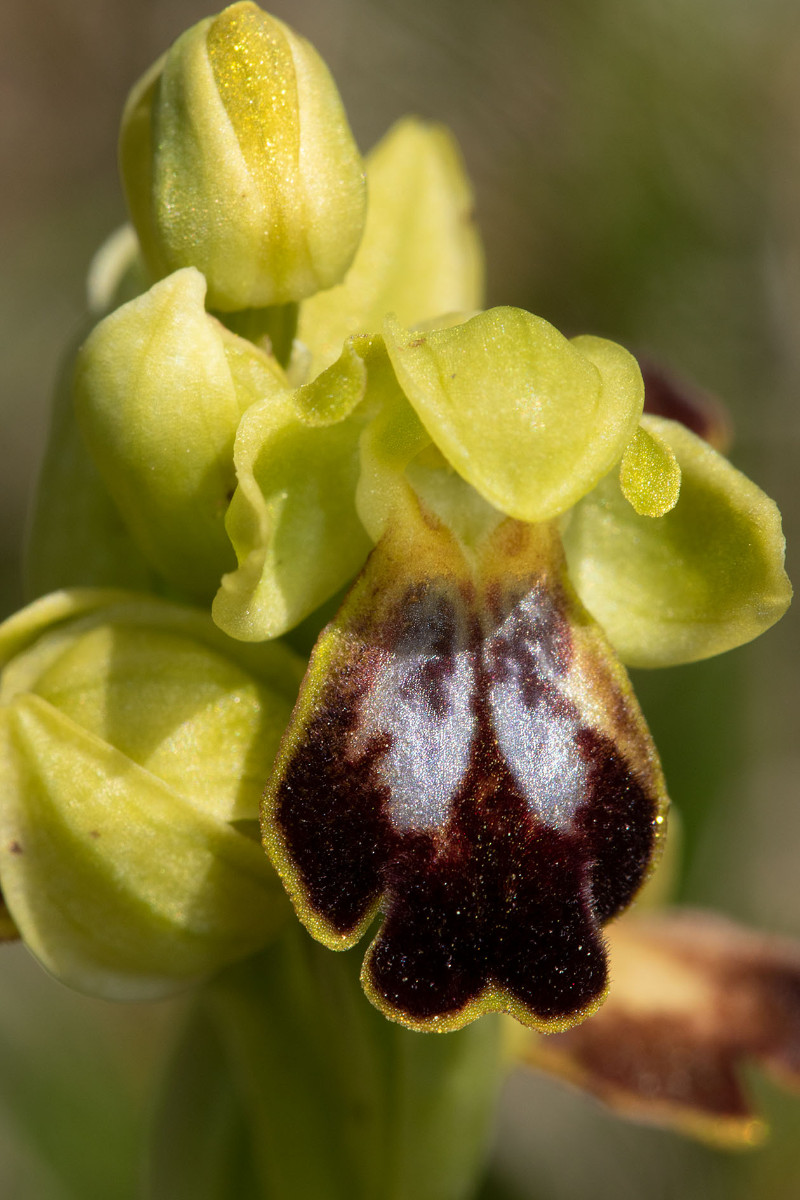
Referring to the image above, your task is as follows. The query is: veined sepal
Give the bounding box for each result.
[262,502,668,1033]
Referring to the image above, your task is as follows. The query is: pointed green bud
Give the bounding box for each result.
[299,118,484,378]
[119,2,366,311]
[383,310,644,523]
[74,268,287,603]
[0,590,304,999]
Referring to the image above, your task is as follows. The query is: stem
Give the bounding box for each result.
[149,923,503,1200]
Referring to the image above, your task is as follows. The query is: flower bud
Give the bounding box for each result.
[119,2,366,311]
[74,268,288,603]
[0,590,304,999]
[25,337,157,601]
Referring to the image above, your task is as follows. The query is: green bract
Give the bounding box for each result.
[119,2,366,310]
[25,337,157,600]
[0,591,304,999]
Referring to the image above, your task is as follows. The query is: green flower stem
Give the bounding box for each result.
[151,923,503,1200]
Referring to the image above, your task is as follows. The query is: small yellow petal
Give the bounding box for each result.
[619,420,681,517]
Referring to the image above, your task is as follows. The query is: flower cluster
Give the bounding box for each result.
[1,0,797,1160]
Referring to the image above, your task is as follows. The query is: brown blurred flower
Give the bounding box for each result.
[515,908,800,1147]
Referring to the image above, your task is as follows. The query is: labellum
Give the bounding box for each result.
[262,509,668,1032]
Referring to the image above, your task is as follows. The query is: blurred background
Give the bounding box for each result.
[1,0,800,1196]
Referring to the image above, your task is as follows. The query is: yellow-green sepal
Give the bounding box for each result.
[383,310,644,523]
[213,338,376,641]
[563,416,792,667]
[298,117,484,378]
[74,268,286,604]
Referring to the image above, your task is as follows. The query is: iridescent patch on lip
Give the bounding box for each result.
[261,515,668,1033]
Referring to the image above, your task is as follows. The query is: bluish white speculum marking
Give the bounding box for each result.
[262,518,667,1032]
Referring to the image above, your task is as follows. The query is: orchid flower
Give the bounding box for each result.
[1,3,797,1192]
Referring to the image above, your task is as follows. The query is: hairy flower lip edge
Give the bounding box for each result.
[261,505,668,1034]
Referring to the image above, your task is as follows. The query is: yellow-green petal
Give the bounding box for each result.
[383,309,643,523]
[619,419,682,517]
[563,416,792,668]
[298,117,484,378]
[213,339,375,641]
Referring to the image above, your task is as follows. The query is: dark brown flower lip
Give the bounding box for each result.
[262,516,667,1032]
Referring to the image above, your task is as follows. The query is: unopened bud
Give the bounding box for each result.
[119,2,366,311]
[0,591,303,999]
